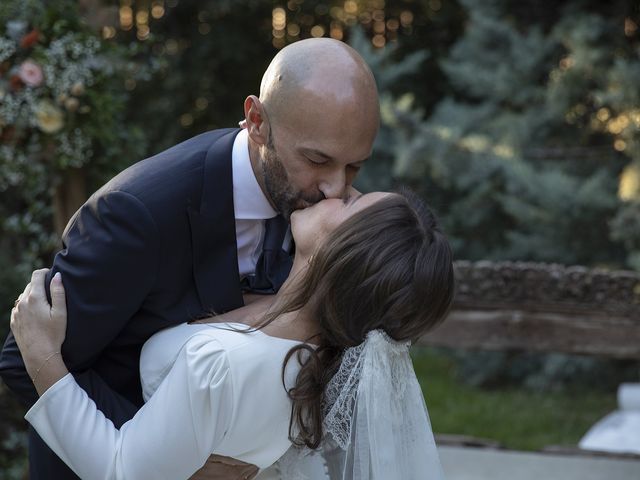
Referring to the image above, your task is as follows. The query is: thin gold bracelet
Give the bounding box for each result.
[31,351,61,383]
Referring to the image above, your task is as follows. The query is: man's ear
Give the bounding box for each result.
[243,95,269,146]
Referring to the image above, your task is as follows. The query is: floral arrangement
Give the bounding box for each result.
[0,1,153,174]
[0,0,153,278]
[1,25,100,171]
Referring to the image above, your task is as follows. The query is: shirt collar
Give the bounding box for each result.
[231,129,278,220]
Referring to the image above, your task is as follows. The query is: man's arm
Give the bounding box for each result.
[0,189,159,419]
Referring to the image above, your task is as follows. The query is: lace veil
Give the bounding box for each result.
[272,329,446,480]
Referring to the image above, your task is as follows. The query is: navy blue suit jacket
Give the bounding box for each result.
[0,128,278,479]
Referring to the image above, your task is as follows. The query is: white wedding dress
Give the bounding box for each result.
[25,322,312,480]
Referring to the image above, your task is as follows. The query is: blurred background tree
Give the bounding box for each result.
[378,0,639,267]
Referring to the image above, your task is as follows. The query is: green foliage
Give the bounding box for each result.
[0,0,153,309]
[360,0,637,268]
[0,383,27,480]
[412,348,618,450]
[119,0,276,151]
[347,26,430,193]
[446,349,638,392]
[349,26,430,93]
[611,200,640,269]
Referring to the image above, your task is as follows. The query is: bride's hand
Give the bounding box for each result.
[11,269,67,366]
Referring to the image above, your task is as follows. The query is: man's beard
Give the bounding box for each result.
[261,134,324,220]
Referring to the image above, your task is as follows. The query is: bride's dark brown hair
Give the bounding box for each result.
[260,188,454,449]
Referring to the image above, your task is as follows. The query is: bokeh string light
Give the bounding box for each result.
[271,1,418,50]
[118,0,166,40]
[114,1,422,51]
[273,7,287,48]
[106,0,430,131]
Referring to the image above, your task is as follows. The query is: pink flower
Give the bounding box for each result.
[18,60,43,87]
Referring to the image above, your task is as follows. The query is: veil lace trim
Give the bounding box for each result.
[321,330,410,449]
[270,329,444,480]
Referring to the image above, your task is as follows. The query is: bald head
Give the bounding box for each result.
[259,38,379,125]
[244,39,380,215]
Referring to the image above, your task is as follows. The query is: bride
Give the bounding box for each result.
[10,187,454,479]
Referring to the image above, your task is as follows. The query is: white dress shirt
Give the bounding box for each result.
[232,129,278,278]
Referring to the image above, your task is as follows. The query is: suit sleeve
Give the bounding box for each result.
[0,189,160,412]
[25,334,233,480]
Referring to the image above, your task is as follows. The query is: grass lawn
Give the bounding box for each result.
[411,347,618,451]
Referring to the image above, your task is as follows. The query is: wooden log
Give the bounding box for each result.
[419,306,640,359]
[419,261,640,358]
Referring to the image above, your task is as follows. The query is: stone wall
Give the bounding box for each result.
[453,261,640,316]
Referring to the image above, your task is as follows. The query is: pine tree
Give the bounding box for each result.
[374,0,639,268]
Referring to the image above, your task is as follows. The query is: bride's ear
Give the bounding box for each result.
[243,96,269,146]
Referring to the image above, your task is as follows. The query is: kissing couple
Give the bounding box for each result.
[2,38,454,479]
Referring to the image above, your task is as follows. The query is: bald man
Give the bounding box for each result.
[0,39,379,479]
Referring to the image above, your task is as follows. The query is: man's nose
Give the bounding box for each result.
[318,169,347,199]
[347,185,361,197]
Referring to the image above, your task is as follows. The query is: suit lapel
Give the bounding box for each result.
[188,128,244,313]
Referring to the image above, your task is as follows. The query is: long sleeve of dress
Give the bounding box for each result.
[25,333,233,480]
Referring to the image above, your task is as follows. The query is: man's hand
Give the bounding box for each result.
[189,455,258,480]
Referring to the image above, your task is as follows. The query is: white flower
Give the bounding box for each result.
[35,101,64,133]
[70,81,85,96]
[64,97,79,112]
